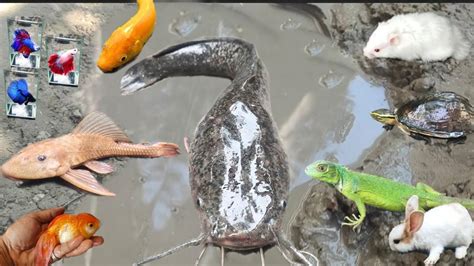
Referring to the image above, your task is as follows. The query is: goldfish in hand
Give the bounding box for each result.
[11,29,40,58]
[48,48,78,75]
[35,213,100,266]
[1,111,180,196]
[97,0,156,72]
[7,79,36,105]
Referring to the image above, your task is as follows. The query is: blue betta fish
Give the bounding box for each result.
[7,79,36,105]
[11,29,40,58]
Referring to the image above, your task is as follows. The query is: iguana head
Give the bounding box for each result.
[305,160,344,185]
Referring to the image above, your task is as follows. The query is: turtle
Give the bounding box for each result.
[370,91,473,139]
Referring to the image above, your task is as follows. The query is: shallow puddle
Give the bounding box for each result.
[1,3,388,265]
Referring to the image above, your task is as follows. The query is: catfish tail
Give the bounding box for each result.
[35,231,58,266]
[273,3,331,39]
[120,38,260,95]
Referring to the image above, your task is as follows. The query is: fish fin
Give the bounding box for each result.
[61,169,116,196]
[48,54,65,74]
[61,56,75,75]
[24,94,36,105]
[151,142,180,157]
[18,45,32,58]
[34,231,58,266]
[72,111,131,143]
[83,160,114,174]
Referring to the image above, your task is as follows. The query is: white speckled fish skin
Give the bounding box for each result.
[120,38,290,250]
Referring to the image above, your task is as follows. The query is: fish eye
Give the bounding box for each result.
[374,48,380,53]
[196,198,202,208]
[393,239,400,244]
[88,223,94,228]
[120,56,127,62]
[317,164,328,172]
[37,155,46,161]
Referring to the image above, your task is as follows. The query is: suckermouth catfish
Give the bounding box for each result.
[1,112,179,196]
[121,38,317,265]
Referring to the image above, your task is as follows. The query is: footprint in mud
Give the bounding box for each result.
[304,39,325,56]
[318,70,344,89]
[280,18,302,31]
[169,11,201,37]
[217,21,243,38]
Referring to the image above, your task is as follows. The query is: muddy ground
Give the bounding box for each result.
[0,2,472,266]
[291,3,474,266]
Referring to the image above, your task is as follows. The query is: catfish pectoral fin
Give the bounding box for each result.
[61,169,116,196]
[83,160,114,174]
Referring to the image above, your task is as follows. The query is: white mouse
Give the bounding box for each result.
[363,12,471,61]
[388,195,473,265]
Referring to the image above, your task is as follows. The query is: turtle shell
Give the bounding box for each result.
[396,92,473,138]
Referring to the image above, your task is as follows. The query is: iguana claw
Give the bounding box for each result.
[341,213,364,230]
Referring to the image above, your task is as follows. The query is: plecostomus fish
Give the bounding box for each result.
[1,112,179,196]
[121,38,316,265]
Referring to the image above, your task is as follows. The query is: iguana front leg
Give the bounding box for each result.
[416,182,444,196]
[341,196,366,230]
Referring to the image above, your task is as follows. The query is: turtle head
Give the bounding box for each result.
[370,108,396,125]
[305,160,344,185]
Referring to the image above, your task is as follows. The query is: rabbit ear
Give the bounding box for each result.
[405,195,419,218]
[406,211,424,235]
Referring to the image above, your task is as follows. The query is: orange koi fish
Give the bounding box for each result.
[97,0,156,72]
[35,213,100,266]
[0,111,179,196]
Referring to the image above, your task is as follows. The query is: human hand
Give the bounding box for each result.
[0,207,104,265]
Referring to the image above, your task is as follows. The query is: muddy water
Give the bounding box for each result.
[12,3,386,265]
[68,3,388,265]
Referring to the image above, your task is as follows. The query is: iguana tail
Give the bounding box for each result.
[431,196,474,210]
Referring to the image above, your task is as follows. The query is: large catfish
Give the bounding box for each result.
[121,38,316,265]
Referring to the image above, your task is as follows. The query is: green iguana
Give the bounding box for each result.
[305,160,474,229]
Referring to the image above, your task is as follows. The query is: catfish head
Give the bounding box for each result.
[1,139,69,180]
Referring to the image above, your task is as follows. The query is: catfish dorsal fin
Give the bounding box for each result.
[72,111,132,143]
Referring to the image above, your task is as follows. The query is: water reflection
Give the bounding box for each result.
[67,3,390,265]
[285,75,388,188]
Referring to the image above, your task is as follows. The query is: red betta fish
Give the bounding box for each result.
[35,213,101,266]
[48,48,78,75]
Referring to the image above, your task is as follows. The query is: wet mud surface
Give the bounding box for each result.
[291,3,474,266]
[0,3,472,266]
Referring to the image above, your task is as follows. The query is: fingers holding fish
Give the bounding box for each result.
[28,207,65,224]
[49,235,104,261]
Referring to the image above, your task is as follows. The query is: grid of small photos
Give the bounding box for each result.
[4,16,83,119]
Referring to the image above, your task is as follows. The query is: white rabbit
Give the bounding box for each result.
[363,12,471,61]
[389,195,474,265]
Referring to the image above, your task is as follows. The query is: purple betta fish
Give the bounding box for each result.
[11,29,40,58]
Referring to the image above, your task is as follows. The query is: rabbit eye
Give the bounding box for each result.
[393,239,400,244]
[374,48,380,53]
[37,155,47,161]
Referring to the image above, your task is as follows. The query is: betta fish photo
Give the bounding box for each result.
[11,29,40,58]
[48,48,78,75]
[7,79,36,105]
